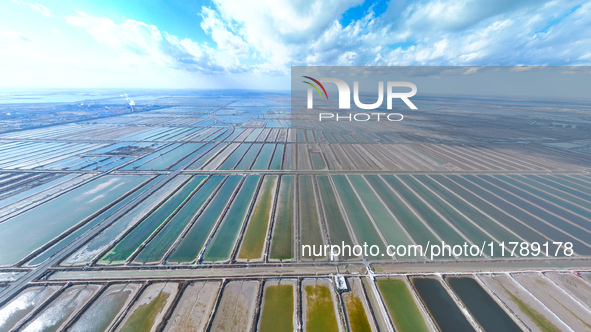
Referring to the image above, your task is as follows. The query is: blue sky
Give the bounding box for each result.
[1,0,590,89]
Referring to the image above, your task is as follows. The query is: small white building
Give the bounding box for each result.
[334,275,348,291]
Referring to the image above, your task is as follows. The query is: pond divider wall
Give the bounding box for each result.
[161,175,227,264]
[250,278,264,331]
[155,281,187,331]
[473,274,530,331]
[9,283,69,331]
[262,174,282,263]
[438,276,484,331]
[294,174,301,261]
[228,177,264,263]
[195,176,245,263]
[15,176,154,267]
[108,281,149,331]
[403,275,439,331]
[295,277,302,332]
[60,283,108,330]
[125,177,208,264]
[89,176,192,266]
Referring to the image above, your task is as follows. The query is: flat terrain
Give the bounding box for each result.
[0,90,590,330]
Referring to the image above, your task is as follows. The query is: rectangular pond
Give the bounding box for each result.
[316,175,355,260]
[0,175,150,266]
[343,277,376,331]
[27,176,156,266]
[209,281,259,332]
[448,277,521,332]
[117,282,178,332]
[168,175,243,263]
[69,283,140,332]
[22,284,101,332]
[412,277,474,332]
[203,175,260,262]
[251,143,275,170]
[238,175,277,261]
[258,280,295,332]
[0,285,61,331]
[299,175,324,259]
[331,175,387,260]
[364,175,440,253]
[135,175,225,264]
[269,175,294,260]
[163,281,221,331]
[349,175,414,248]
[63,175,184,265]
[302,279,340,332]
[376,278,430,332]
[101,176,205,264]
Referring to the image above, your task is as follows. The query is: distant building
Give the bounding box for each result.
[334,275,348,291]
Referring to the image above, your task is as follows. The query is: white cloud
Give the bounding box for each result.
[200,7,248,56]
[11,0,52,17]
[65,11,239,74]
[4,0,590,89]
[58,0,591,84]
[200,7,249,68]
[283,0,591,66]
[206,0,363,71]
[25,2,52,17]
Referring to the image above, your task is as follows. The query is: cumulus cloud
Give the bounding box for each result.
[202,0,591,69]
[200,7,248,57]
[206,0,363,71]
[61,0,591,84]
[65,11,241,74]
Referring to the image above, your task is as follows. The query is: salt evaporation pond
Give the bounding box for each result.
[0,175,150,266]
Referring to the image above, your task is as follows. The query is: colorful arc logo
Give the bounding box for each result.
[302,76,328,100]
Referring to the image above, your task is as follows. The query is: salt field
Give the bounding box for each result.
[0,90,590,331]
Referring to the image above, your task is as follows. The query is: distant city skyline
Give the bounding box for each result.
[1,0,590,89]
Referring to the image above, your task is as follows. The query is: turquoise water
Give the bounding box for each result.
[138,143,203,170]
[316,176,354,259]
[101,176,205,264]
[364,175,440,250]
[251,144,275,170]
[269,144,284,170]
[219,144,251,170]
[0,174,79,210]
[0,175,149,266]
[331,175,387,259]
[168,175,243,263]
[134,175,225,263]
[27,176,154,266]
[348,175,414,248]
[235,143,262,169]
[203,175,260,261]
[63,175,182,265]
